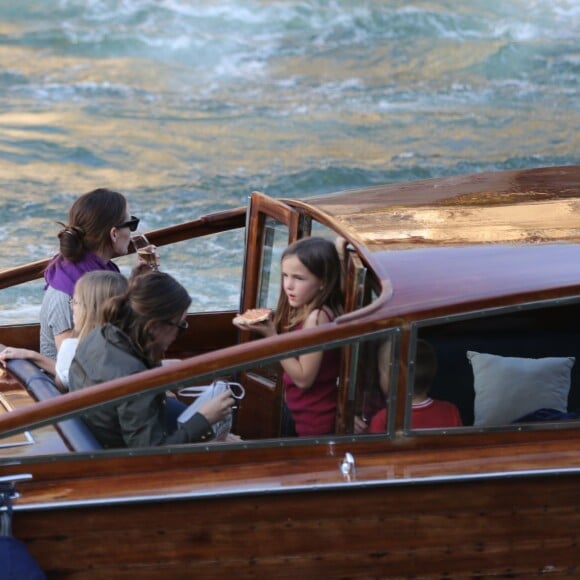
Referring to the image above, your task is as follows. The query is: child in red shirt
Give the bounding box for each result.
[369,339,462,432]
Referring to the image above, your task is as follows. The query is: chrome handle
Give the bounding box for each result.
[340,452,355,477]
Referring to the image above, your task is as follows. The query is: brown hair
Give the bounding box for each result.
[103,270,192,365]
[58,188,127,262]
[413,339,438,396]
[273,236,343,331]
[73,271,128,340]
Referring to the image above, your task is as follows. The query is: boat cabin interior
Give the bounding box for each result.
[1,167,580,463]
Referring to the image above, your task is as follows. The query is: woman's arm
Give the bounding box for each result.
[117,390,235,447]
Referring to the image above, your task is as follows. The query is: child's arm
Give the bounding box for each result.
[233,308,333,390]
[278,308,331,390]
[0,347,57,377]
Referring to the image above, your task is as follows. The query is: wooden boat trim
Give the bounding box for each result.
[8,434,580,510]
[13,466,580,513]
[0,206,246,289]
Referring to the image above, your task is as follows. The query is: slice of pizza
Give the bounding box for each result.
[233,308,272,325]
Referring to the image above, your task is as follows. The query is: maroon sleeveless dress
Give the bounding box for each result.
[282,307,339,436]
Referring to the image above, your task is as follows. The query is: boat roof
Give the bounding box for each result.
[304,165,580,251]
[300,165,580,318]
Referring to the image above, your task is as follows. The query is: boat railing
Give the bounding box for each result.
[0,207,247,290]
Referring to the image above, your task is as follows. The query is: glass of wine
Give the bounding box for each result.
[130,232,159,270]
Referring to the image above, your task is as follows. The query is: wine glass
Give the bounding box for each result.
[130,232,159,270]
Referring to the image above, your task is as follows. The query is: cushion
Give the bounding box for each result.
[466,351,575,426]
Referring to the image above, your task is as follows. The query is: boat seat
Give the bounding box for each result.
[5,358,102,452]
[425,323,580,427]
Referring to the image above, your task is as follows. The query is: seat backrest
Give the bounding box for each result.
[6,358,102,452]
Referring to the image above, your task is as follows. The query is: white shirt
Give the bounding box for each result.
[55,337,79,390]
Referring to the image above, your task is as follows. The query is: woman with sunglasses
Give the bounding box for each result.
[40,188,140,360]
[69,270,235,448]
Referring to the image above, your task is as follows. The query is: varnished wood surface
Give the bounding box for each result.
[373,242,580,319]
[167,310,239,358]
[7,437,580,506]
[9,442,580,578]
[0,323,41,352]
[13,475,580,578]
[304,164,580,250]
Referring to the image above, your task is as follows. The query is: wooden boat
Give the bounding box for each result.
[0,165,579,578]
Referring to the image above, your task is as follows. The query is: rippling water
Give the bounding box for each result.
[0,0,578,321]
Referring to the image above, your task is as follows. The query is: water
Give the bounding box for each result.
[0,0,578,322]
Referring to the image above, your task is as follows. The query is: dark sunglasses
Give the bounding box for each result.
[165,319,189,332]
[115,215,140,232]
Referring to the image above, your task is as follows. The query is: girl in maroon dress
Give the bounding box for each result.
[234,237,343,436]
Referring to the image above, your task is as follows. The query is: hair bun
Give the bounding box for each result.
[58,222,85,240]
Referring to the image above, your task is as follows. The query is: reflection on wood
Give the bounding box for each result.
[0,393,33,447]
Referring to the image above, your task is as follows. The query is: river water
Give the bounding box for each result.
[0,0,578,322]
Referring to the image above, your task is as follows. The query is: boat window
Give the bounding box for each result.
[257,217,288,310]
[344,333,398,437]
[225,329,399,440]
[238,191,300,315]
[410,297,580,433]
[309,220,340,242]
[0,328,399,461]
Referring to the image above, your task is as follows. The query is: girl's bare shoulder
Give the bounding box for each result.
[304,307,333,328]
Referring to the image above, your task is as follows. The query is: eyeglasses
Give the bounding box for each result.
[69,298,81,307]
[115,215,140,232]
[165,319,189,332]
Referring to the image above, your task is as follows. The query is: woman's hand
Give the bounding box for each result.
[198,389,235,425]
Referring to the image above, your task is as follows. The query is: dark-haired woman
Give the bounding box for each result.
[40,188,139,359]
[69,270,235,448]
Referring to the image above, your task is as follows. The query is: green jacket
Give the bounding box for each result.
[69,323,214,448]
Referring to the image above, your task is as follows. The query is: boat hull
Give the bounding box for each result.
[13,468,580,578]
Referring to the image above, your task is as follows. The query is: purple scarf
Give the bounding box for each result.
[44,252,120,296]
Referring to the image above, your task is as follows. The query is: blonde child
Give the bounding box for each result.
[0,270,127,392]
[234,236,343,436]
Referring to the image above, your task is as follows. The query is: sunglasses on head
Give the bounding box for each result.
[115,215,140,232]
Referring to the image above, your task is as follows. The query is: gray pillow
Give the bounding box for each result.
[467,351,575,426]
